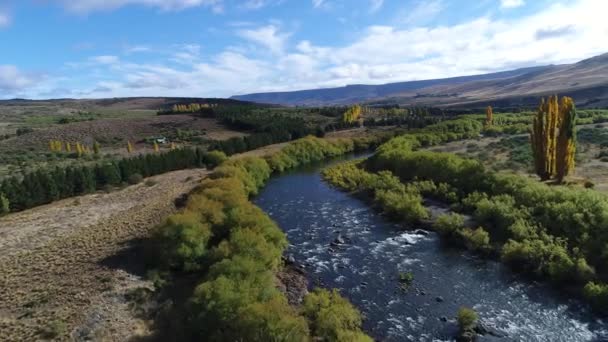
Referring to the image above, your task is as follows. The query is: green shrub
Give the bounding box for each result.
[128,173,143,185]
[302,289,372,342]
[457,307,478,332]
[583,282,608,314]
[0,193,9,215]
[203,150,228,168]
[459,227,491,252]
[433,213,465,237]
[155,212,213,271]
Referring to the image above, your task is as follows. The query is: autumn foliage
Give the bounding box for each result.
[485,106,493,126]
[342,105,362,124]
[530,95,577,182]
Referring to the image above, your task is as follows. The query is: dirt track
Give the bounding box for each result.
[0,168,208,341]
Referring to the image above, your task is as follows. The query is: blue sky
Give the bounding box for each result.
[0,0,606,99]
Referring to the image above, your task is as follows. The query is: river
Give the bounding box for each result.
[254,155,608,342]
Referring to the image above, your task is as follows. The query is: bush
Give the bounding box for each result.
[583,282,608,314]
[433,213,465,237]
[459,227,491,252]
[155,212,213,271]
[0,193,9,215]
[457,307,478,332]
[144,179,157,187]
[148,137,374,341]
[203,150,228,168]
[302,289,372,342]
[128,173,143,185]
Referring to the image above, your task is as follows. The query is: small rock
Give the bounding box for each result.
[435,296,444,302]
[456,331,476,342]
[440,316,448,322]
[414,229,430,236]
[361,282,368,286]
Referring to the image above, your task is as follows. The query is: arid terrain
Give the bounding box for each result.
[0,168,208,341]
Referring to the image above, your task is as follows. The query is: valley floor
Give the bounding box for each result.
[0,168,208,341]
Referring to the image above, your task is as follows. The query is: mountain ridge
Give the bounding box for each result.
[232,53,608,108]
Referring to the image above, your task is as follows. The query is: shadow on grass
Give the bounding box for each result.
[98,238,202,342]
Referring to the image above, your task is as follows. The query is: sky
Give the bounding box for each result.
[0,0,606,99]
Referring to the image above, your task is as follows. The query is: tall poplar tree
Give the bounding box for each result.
[531,95,576,182]
[485,106,493,126]
[555,97,577,182]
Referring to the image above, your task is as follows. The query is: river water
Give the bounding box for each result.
[254,156,608,342]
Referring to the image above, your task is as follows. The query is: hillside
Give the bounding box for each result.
[232,53,608,108]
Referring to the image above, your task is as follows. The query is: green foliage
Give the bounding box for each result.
[583,282,608,314]
[326,122,608,310]
[202,150,228,168]
[457,307,478,332]
[501,237,594,284]
[375,188,429,223]
[398,271,414,290]
[0,192,9,216]
[459,227,491,252]
[323,161,428,224]
[150,136,372,341]
[0,148,226,212]
[156,212,213,271]
[302,289,372,342]
[127,173,143,185]
[433,213,465,237]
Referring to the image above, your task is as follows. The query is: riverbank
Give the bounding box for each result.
[255,153,607,341]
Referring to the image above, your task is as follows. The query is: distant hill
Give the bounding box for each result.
[0,97,262,111]
[232,53,608,108]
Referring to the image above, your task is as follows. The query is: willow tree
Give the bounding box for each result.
[485,106,493,126]
[530,95,576,182]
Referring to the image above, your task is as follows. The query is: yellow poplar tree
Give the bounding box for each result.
[343,105,362,124]
[555,97,577,182]
[531,95,576,182]
[154,142,160,152]
[93,142,100,154]
[66,142,72,153]
[75,142,83,157]
[127,141,134,153]
[485,106,493,126]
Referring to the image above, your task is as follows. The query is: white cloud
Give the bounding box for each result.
[9,0,608,99]
[0,65,40,93]
[500,0,525,9]
[370,0,384,12]
[90,55,120,64]
[241,0,283,10]
[312,0,328,9]
[124,45,151,54]
[55,0,223,14]
[237,25,290,55]
[400,0,444,26]
[0,11,10,27]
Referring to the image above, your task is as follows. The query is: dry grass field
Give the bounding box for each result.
[0,168,208,341]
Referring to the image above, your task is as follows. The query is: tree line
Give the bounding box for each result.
[323,115,608,314]
[150,136,378,340]
[0,148,227,213]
